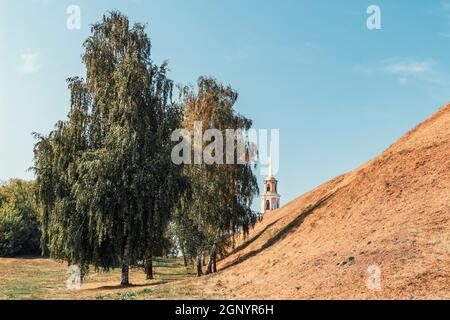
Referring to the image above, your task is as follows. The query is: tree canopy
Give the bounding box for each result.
[33,11,259,285]
[174,77,259,276]
[0,179,41,257]
[33,11,183,284]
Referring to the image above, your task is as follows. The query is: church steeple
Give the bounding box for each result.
[268,141,273,179]
[261,143,280,214]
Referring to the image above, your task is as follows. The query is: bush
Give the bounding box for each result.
[0,179,41,256]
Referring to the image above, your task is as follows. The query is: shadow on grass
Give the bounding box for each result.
[84,281,168,292]
[223,218,283,260]
[1,255,47,260]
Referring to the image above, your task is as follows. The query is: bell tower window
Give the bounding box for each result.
[260,142,280,214]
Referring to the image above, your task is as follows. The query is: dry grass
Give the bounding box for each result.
[0,257,211,300]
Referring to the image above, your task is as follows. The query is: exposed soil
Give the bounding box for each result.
[176,103,450,299]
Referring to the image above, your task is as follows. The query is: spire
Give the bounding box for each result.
[268,141,273,178]
[261,140,280,213]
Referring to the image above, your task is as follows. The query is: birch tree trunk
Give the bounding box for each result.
[196,256,203,277]
[212,254,217,273]
[145,254,153,280]
[121,264,129,286]
[121,234,131,286]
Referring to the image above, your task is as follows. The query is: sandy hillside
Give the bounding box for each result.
[182,103,450,299]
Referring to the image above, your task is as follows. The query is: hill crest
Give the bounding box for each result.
[189,103,450,299]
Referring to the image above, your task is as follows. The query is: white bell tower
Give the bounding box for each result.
[261,143,280,214]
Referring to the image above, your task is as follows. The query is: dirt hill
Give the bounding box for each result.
[185,103,450,299]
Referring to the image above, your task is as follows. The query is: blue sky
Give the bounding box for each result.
[1,0,450,210]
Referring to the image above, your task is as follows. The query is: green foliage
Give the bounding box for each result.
[33,11,183,282]
[116,291,137,300]
[0,179,41,256]
[32,10,259,282]
[174,77,259,274]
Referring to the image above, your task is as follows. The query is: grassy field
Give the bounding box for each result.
[0,256,215,300]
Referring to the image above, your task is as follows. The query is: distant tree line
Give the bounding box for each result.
[28,11,259,285]
[0,179,41,256]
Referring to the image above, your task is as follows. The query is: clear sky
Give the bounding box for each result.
[1,0,450,210]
